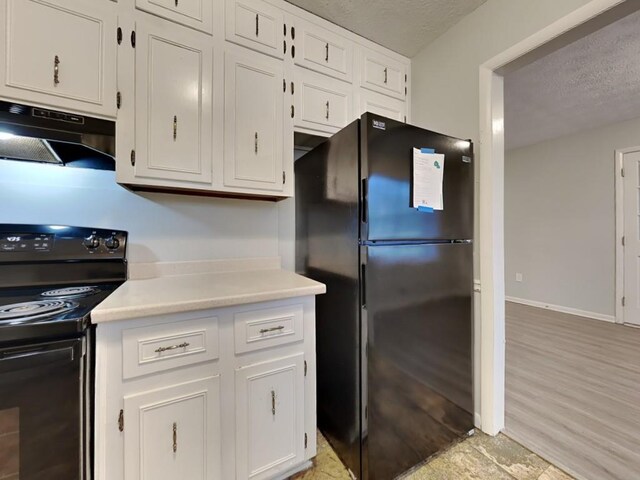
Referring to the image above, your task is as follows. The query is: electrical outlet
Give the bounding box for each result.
[515,273,523,282]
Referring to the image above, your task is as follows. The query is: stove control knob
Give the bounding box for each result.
[105,236,120,250]
[83,235,100,250]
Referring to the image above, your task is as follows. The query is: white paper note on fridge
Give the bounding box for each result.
[412,148,445,210]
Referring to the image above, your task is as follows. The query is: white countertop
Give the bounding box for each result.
[92,260,326,323]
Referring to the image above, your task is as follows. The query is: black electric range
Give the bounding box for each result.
[0,224,127,480]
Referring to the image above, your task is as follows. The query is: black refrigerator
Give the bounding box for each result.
[295,113,474,480]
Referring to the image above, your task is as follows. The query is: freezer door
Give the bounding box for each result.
[362,242,473,480]
[360,113,473,242]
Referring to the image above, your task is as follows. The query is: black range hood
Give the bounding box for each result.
[0,101,115,171]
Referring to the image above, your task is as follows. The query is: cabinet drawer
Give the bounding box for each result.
[234,304,303,354]
[295,68,352,134]
[359,88,406,123]
[360,48,407,99]
[0,0,116,116]
[225,0,284,59]
[293,18,352,82]
[136,0,213,33]
[123,316,219,379]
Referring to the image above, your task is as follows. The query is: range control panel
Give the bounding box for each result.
[0,233,53,252]
[0,225,127,262]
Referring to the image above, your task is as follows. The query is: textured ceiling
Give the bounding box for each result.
[505,9,640,151]
[285,0,487,57]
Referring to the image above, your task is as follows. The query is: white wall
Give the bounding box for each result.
[505,116,640,319]
[0,160,280,264]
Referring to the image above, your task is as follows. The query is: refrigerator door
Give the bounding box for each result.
[362,242,473,480]
[360,113,473,242]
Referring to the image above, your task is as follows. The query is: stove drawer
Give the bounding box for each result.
[234,304,303,354]
[123,316,219,379]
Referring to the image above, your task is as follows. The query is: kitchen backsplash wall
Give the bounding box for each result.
[0,160,280,264]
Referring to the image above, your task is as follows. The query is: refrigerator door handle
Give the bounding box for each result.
[361,178,368,223]
[361,263,367,308]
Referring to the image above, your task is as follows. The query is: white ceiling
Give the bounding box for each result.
[505,9,640,151]
[285,0,487,57]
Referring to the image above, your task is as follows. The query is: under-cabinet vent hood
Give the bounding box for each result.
[0,101,115,171]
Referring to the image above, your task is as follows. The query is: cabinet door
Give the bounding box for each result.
[225,0,284,59]
[294,68,352,134]
[134,16,213,184]
[359,88,406,123]
[293,18,353,82]
[235,354,305,480]
[359,47,407,99]
[124,376,221,480]
[224,48,284,193]
[136,0,213,33]
[0,0,116,117]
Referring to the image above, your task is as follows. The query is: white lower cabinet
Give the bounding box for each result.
[124,377,221,480]
[95,297,317,480]
[235,354,305,480]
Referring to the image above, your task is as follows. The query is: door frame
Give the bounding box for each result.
[615,146,640,324]
[477,0,629,435]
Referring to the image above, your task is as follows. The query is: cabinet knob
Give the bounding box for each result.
[53,55,60,86]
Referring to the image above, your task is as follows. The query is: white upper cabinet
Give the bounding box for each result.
[359,47,407,100]
[0,0,117,117]
[132,15,213,185]
[135,0,213,33]
[224,47,285,194]
[235,354,305,480]
[359,88,406,123]
[225,0,285,59]
[291,17,352,83]
[124,376,221,480]
[294,68,352,135]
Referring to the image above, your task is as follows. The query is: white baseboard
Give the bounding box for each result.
[505,296,615,323]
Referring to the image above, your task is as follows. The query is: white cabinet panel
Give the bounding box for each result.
[136,0,213,33]
[225,0,284,59]
[293,18,352,82]
[360,48,407,99]
[124,376,221,480]
[294,68,352,134]
[224,48,284,193]
[0,0,116,116]
[235,354,305,480]
[359,89,406,123]
[134,16,213,184]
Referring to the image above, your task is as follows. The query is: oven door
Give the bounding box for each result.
[0,337,86,480]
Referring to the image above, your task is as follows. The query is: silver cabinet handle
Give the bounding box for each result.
[54,55,60,86]
[325,101,330,120]
[255,13,259,36]
[254,132,258,154]
[173,115,177,141]
[271,390,276,415]
[175,0,178,6]
[325,43,329,62]
[154,342,189,353]
[260,325,284,334]
[384,67,388,84]
[172,422,177,453]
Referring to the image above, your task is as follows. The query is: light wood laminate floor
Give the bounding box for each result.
[505,302,640,480]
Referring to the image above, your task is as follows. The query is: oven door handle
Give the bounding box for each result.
[0,345,76,373]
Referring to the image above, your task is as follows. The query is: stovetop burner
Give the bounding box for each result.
[0,300,78,324]
[41,286,98,298]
